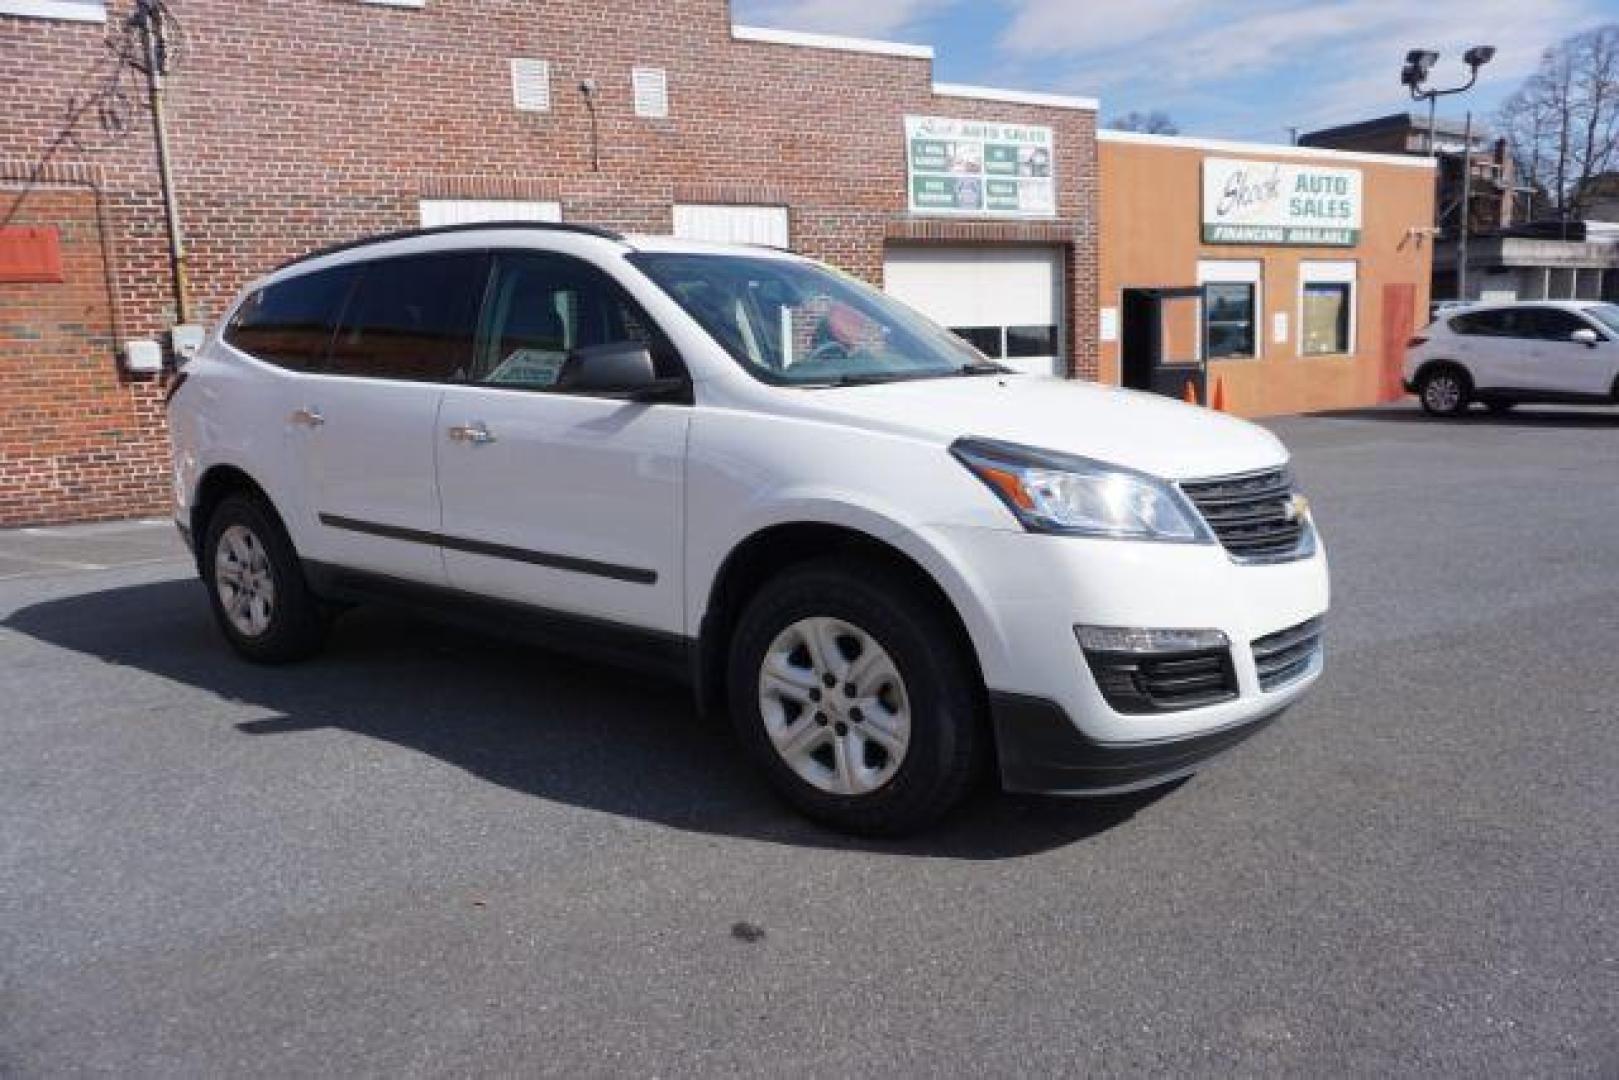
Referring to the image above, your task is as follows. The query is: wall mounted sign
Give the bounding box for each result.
[0,226,64,283]
[1202,158,1362,246]
[905,115,1056,218]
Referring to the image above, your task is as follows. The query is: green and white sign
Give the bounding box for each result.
[905,115,1056,218]
[1202,157,1362,245]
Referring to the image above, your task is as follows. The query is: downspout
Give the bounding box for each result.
[137,0,189,323]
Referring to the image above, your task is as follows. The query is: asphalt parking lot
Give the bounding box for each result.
[2,404,1615,1076]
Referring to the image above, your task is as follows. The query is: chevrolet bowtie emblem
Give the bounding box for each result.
[1284,494,1310,522]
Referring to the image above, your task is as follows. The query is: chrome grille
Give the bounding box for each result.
[1251,617,1324,691]
[1180,468,1305,561]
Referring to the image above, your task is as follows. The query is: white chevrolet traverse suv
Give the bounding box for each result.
[168,223,1329,833]
[1404,299,1619,416]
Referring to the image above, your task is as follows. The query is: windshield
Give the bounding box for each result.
[1584,303,1619,336]
[629,252,1003,386]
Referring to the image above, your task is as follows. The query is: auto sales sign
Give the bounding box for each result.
[1201,157,1362,245]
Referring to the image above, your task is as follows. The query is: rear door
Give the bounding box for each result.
[1445,308,1520,389]
[434,250,689,634]
[296,251,489,583]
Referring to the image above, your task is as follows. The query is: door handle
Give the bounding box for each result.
[448,422,496,445]
[290,407,325,427]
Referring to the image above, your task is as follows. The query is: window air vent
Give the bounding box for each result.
[632,66,669,119]
[511,58,551,112]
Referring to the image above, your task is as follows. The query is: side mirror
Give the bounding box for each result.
[556,341,686,401]
[1571,327,1600,347]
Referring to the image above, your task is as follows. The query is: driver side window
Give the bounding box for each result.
[1520,308,1594,343]
[475,252,681,390]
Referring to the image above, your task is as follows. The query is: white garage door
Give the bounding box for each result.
[672,204,790,247]
[883,246,1064,377]
[419,199,562,227]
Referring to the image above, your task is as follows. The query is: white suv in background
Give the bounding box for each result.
[168,223,1329,834]
[1404,300,1619,416]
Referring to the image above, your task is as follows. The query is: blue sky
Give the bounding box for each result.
[731,0,1619,141]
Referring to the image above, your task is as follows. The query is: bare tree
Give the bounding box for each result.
[1497,24,1619,220]
[1107,110,1180,135]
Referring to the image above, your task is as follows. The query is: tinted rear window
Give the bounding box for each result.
[1448,309,1513,337]
[224,266,357,369]
[329,253,489,382]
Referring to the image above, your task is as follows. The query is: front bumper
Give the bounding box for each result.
[989,691,1289,795]
[911,522,1328,792]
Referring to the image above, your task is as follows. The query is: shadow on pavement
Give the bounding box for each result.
[5,577,1173,860]
[1307,404,1619,428]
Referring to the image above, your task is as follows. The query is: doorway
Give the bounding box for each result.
[1120,286,1208,402]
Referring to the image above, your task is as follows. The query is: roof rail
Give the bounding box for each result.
[272,220,627,272]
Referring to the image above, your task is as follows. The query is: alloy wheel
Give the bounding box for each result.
[757,616,911,795]
[214,523,276,638]
[1424,374,1462,413]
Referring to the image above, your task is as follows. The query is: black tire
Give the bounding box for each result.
[200,493,327,663]
[1416,364,1471,417]
[726,558,985,835]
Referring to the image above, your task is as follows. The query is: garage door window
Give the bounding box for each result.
[1006,324,1058,359]
[951,326,1002,357]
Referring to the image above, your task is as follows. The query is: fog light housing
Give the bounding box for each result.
[1074,625,1229,654]
[1076,625,1237,714]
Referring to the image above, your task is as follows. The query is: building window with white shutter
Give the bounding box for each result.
[672,204,789,247]
[0,0,106,22]
[1197,260,1262,360]
[632,67,669,119]
[511,58,552,113]
[1298,260,1357,357]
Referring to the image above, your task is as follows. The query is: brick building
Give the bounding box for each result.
[1,0,1101,525]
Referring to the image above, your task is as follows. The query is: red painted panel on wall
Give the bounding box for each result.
[0,226,65,283]
[1380,283,1417,402]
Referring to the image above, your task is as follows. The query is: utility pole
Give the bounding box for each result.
[134,0,189,324]
[1459,112,1474,301]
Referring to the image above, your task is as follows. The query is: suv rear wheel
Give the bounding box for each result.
[1417,365,1471,417]
[201,494,327,663]
[727,559,984,835]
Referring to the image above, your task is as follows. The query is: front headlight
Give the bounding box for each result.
[951,437,1213,543]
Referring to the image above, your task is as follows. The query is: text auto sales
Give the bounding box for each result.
[1218,167,1355,221]
[1205,161,1361,246]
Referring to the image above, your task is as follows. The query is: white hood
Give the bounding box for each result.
[788,375,1289,480]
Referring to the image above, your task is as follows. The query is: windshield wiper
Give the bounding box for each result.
[801,365,1005,388]
[821,372,913,386]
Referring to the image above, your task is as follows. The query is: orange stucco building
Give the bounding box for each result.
[1098,131,1436,417]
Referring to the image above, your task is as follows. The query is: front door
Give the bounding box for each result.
[434,250,689,636]
[1120,287,1207,401]
[298,250,489,583]
[1521,308,1619,396]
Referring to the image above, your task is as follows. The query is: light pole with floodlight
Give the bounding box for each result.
[1401,46,1495,299]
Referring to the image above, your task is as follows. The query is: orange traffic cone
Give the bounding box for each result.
[1211,377,1227,412]
[1182,379,1199,406]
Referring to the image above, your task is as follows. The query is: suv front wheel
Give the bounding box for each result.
[1417,365,1471,417]
[727,559,985,835]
